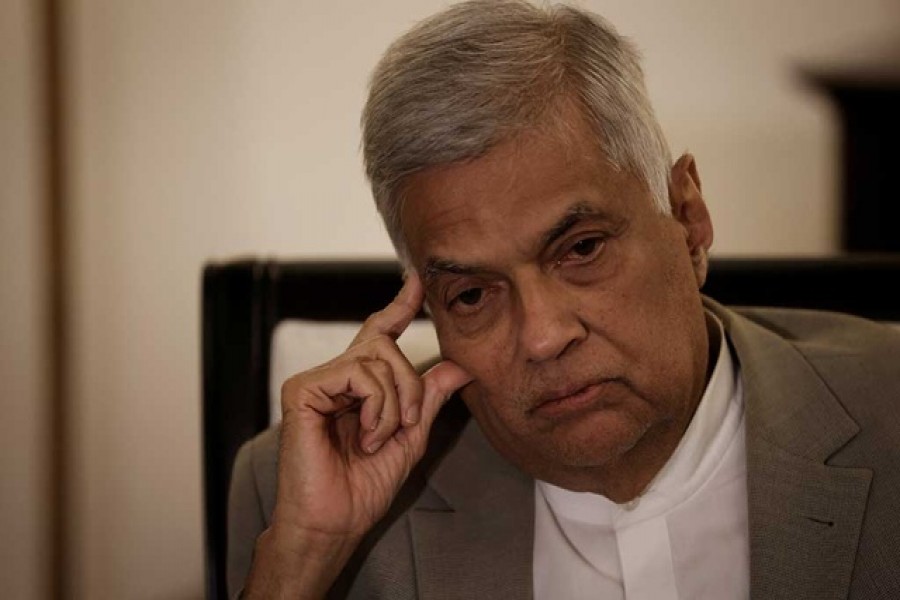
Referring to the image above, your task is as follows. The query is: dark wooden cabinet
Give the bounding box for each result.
[810,64,900,252]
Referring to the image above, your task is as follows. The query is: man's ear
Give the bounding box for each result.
[669,153,714,287]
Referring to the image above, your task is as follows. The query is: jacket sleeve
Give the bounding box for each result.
[227,434,269,599]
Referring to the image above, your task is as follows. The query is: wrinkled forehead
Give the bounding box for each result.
[395,105,623,260]
[397,121,650,275]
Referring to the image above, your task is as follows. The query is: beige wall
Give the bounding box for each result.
[0,1,50,598]
[2,0,894,598]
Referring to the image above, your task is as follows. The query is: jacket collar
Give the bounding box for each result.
[706,298,871,600]
[706,298,860,461]
[410,419,534,599]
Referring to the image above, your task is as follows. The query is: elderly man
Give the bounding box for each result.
[227,1,900,598]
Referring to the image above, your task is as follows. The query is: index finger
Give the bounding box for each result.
[350,270,424,347]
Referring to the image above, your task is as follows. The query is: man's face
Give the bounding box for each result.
[401,111,714,492]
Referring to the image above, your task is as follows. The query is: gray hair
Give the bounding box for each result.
[362,0,672,262]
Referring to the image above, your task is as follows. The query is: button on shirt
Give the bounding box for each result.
[534,316,748,599]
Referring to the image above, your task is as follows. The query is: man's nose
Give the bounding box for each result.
[516,273,587,363]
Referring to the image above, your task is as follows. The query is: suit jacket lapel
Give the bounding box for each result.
[708,299,872,600]
[410,420,534,600]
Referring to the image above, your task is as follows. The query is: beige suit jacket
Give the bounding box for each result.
[228,299,900,598]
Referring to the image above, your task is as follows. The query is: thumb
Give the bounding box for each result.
[420,359,473,425]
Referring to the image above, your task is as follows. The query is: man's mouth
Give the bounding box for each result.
[529,378,621,419]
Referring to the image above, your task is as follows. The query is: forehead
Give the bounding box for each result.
[399,120,652,270]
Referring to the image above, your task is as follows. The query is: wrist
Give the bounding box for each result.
[243,525,361,600]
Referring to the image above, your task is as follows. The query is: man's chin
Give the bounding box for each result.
[499,413,652,483]
[545,420,646,469]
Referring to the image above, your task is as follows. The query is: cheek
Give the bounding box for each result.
[616,245,706,397]
[446,335,526,446]
[434,316,517,397]
[577,238,697,370]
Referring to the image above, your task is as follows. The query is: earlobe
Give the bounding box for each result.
[690,246,709,288]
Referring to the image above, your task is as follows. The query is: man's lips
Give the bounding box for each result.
[529,378,621,419]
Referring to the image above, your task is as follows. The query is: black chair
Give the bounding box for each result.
[201,255,900,600]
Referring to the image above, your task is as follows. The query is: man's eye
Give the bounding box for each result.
[456,287,483,306]
[572,238,598,256]
[564,237,605,261]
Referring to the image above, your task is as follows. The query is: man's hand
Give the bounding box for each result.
[243,273,472,599]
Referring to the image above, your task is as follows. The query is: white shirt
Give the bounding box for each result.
[533,316,749,599]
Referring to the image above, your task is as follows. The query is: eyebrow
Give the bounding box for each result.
[539,201,607,251]
[423,258,483,287]
[422,201,617,285]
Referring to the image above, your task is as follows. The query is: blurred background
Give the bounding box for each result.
[2,0,898,598]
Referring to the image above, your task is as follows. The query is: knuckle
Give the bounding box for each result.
[369,333,398,353]
[355,335,404,364]
[279,376,315,413]
[347,356,364,372]
[368,307,387,323]
[361,309,388,333]
[346,356,371,379]
[279,373,305,405]
[368,358,394,380]
[280,376,295,399]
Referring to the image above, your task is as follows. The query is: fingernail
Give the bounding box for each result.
[405,405,420,425]
[366,439,383,454]
[369,416,380,432]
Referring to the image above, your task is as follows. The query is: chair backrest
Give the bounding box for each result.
[201,255,900,600]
